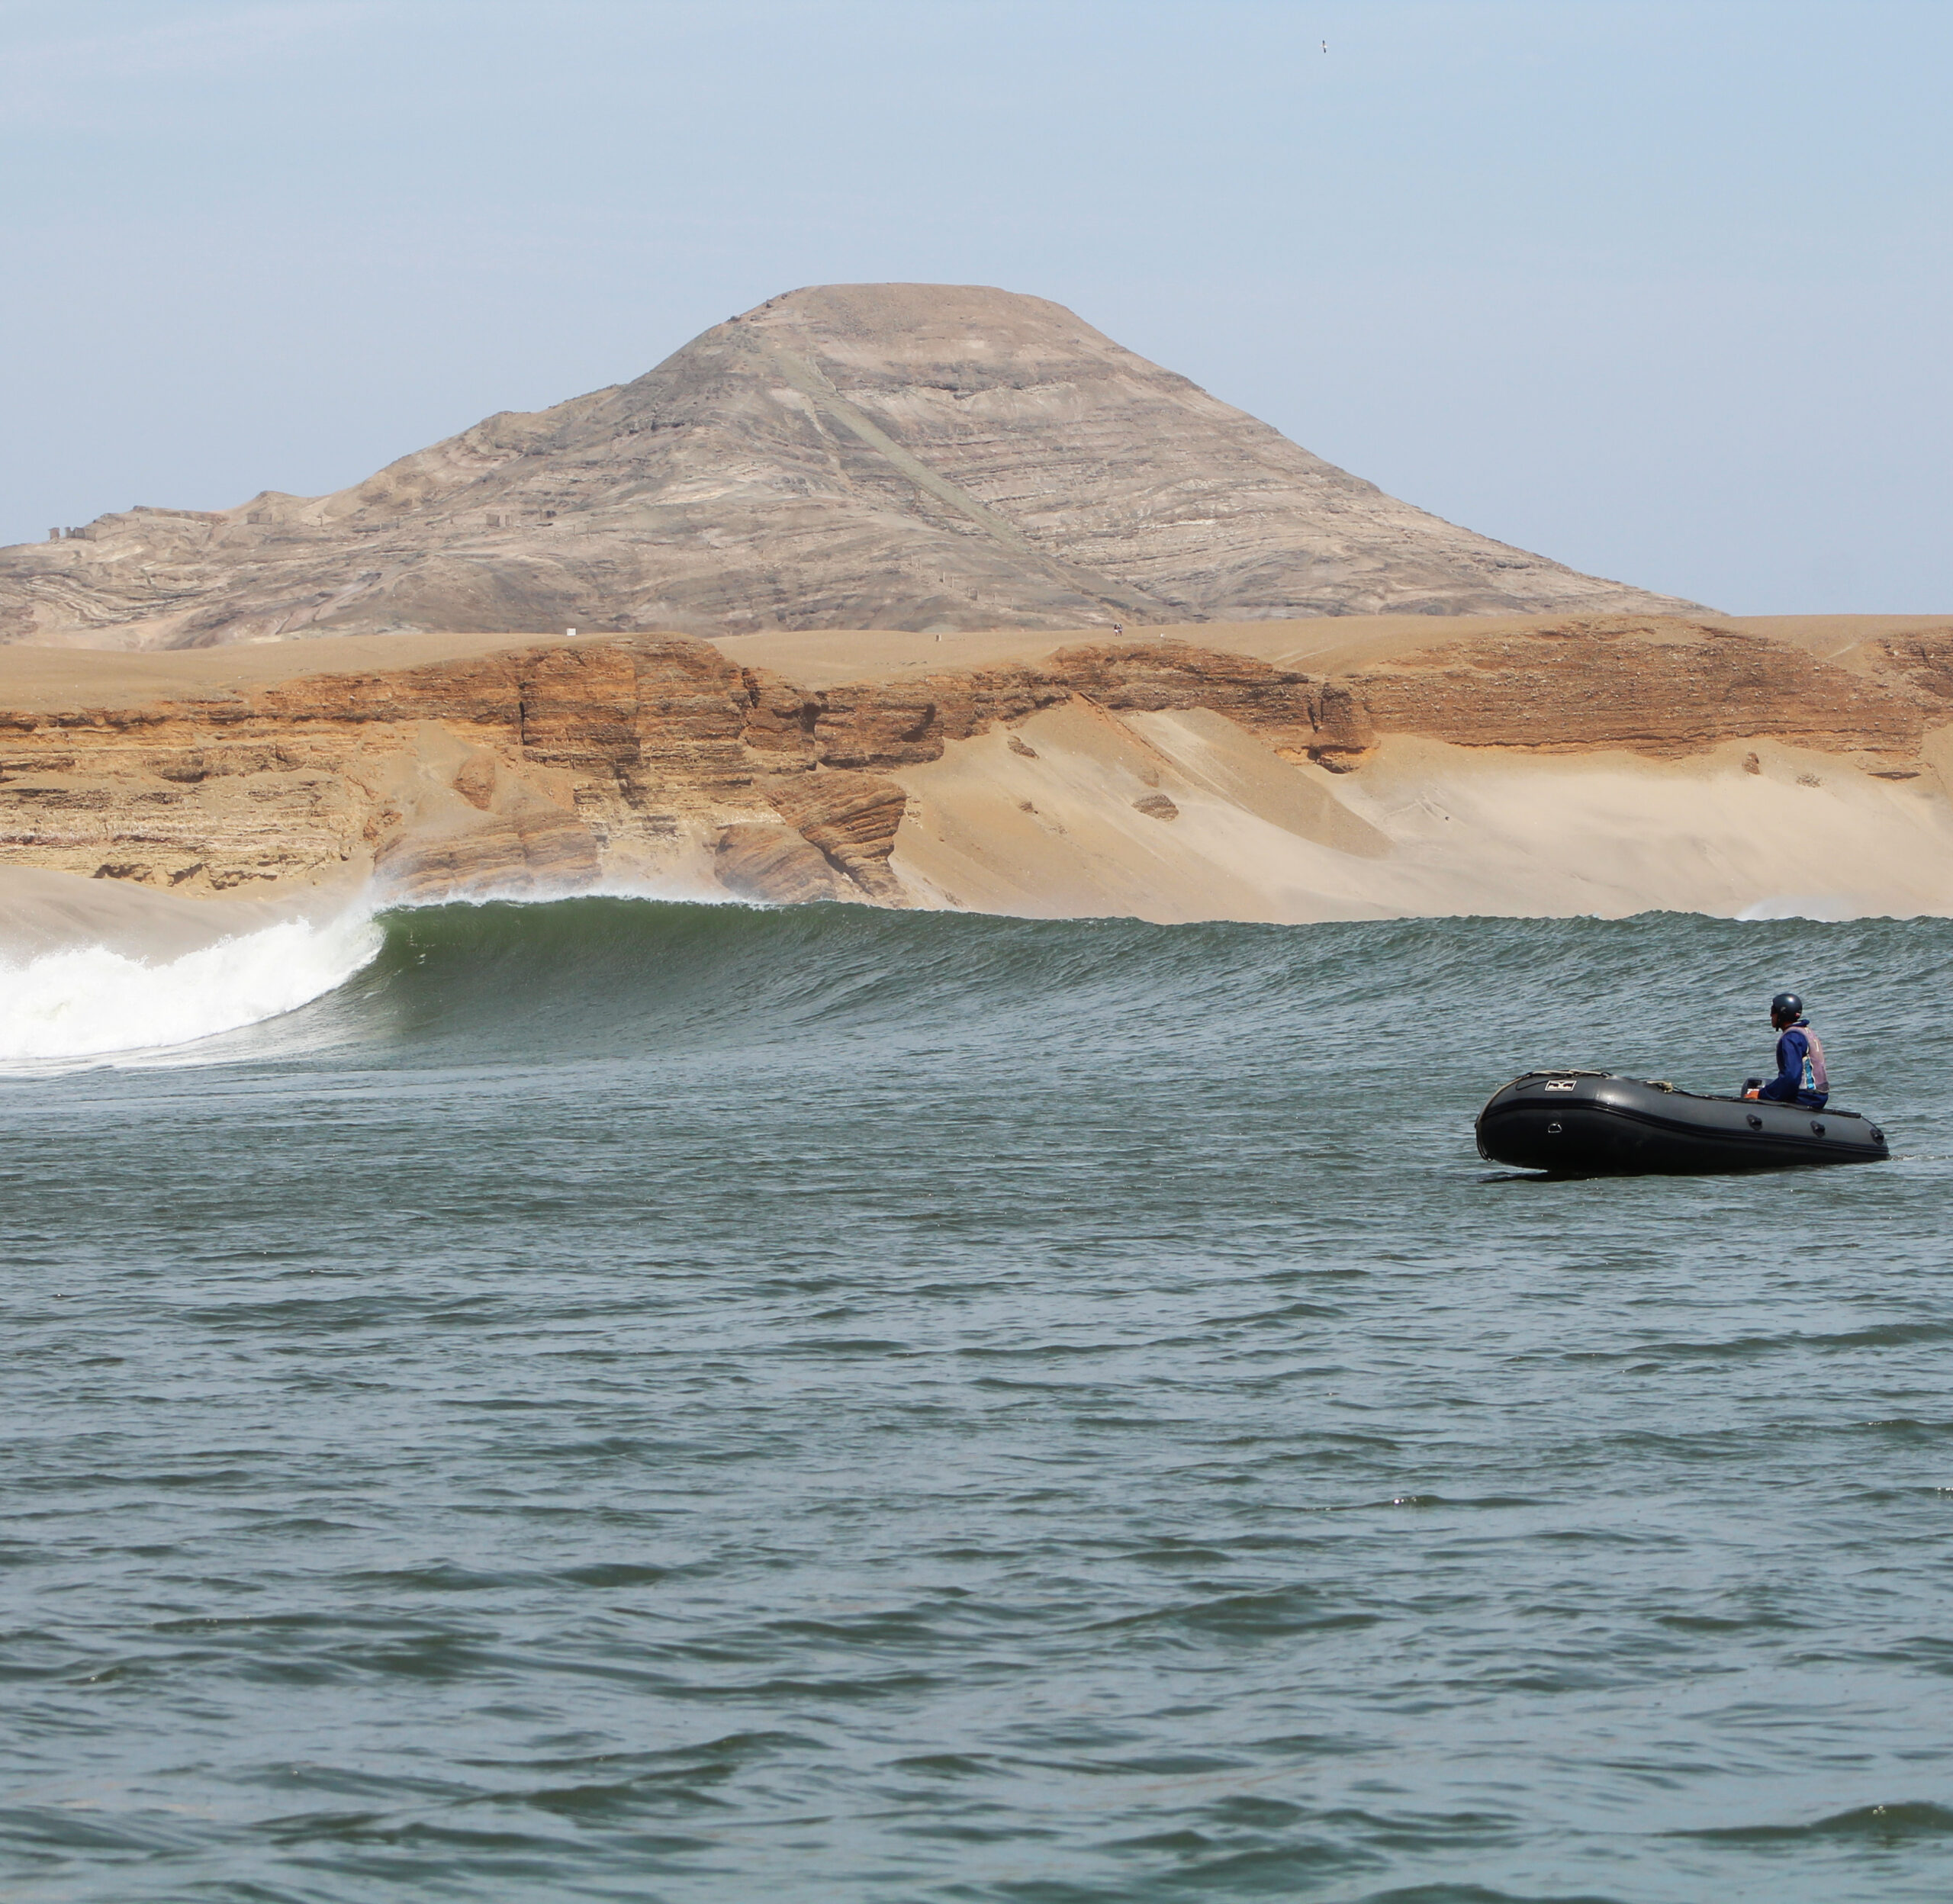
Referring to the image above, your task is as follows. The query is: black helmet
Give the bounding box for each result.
[1771,991,1803,1023]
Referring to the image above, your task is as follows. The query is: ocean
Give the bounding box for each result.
[4,896,1951,1902]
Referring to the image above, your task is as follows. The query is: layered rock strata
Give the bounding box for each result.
[0,285,1695,651]
[1346,621,1928,763]
[2,618,1950,909]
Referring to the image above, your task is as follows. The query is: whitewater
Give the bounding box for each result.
[5,892,1951,1902]
[0,910,384,1064]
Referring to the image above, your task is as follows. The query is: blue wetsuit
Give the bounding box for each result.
[1757,1020,1827,1109]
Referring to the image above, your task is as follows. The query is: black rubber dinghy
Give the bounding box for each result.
[1476,1071,1890,1176]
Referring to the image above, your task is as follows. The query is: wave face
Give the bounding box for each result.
[5,895,1953,1903]
[11,890,1946,1070]
[146,893,1953,1092]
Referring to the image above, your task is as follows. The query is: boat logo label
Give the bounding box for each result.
[1544,1079,1575,1092]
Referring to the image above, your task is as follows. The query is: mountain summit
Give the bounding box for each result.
[3,284,1695,648]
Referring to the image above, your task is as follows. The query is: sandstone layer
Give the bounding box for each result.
[1,285,1696,651]
[4,616,1953,927]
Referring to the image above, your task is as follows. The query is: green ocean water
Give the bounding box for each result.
[4,897,1951,1902]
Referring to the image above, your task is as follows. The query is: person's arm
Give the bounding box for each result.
[1757,1029,1803,1102]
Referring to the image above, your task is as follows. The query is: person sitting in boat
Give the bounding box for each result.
[1746,992,1828,1108]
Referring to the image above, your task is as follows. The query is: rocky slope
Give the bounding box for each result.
[1,285,1696,651]
[2,618,1948,916]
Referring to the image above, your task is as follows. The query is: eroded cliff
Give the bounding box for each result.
[3,617,1951,919]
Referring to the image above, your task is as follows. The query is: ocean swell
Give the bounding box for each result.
[7,889,1948,1091]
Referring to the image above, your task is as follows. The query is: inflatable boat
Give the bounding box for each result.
[1475,1071,1889,1175]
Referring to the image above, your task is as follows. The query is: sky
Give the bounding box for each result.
[4,0,1948,613]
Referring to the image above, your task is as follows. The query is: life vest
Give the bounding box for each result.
[1790,1021,1827,1095]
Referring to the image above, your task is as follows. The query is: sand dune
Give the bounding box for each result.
[891,708,1953,924]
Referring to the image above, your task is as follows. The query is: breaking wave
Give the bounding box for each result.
[0,908,385,1065]
[5,890,1948,1091]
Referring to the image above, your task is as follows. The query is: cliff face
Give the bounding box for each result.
[0,636,1327,905]
[1343,620,1931,763]
[2,619,1948,911]
[0,285,1695,651]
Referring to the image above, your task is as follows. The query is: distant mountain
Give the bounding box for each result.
[1,283,1698,648]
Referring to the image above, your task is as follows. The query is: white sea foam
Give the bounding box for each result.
[0,908,384,1064]
[1735,896,1878,923]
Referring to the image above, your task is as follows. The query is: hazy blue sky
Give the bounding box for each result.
[5,0,1948,611]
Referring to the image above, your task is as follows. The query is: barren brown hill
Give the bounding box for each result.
[2,285,1697,651]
